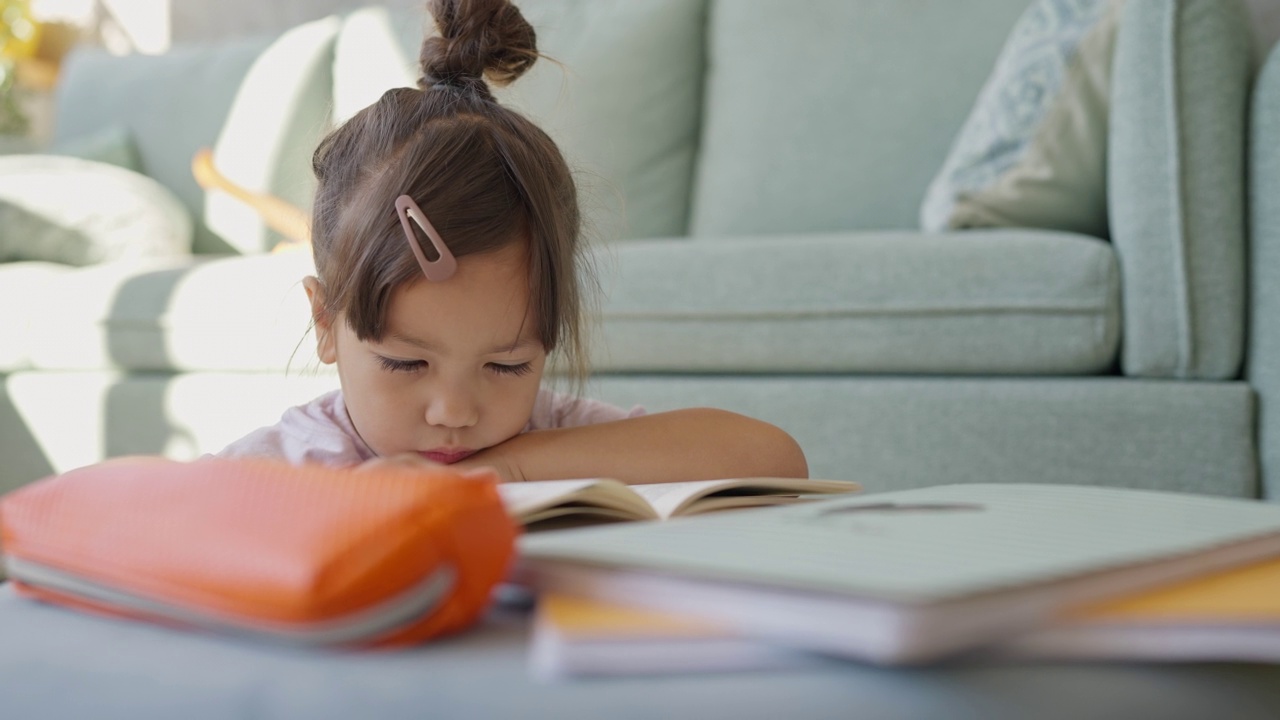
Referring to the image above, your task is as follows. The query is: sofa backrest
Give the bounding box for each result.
[1248,38,1280,499]
[688,0,1032,236]
[55,38,269,253]
[331,0,707,244]
[53,18,339,255]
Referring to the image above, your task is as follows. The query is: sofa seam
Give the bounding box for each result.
[600,307,1113,321]
[1165,0,1195,376]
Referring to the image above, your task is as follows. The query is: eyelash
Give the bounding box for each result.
[374,356,533,377]
[488,362,534,377]
[376,356,425,373]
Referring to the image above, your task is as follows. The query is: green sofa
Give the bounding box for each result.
[0,0,1266,505]
[9,2,1280,718]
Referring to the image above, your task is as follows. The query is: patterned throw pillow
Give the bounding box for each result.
[920,0,1122,239]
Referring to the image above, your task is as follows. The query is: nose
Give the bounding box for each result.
[424,383,479,429]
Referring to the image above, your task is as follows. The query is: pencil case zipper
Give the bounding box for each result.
[4,555,457,646]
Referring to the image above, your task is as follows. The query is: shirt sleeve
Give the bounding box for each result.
[215,391,373,467]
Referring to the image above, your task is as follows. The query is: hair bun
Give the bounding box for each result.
[420,0,538,95]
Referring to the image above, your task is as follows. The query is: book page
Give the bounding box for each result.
[628,477,860,519]
[498,479,657,524]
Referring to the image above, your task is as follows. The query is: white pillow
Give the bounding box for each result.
[0,155,192,266]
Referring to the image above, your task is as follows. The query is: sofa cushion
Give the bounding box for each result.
[21,252,322,373]
[920,0,1120,238]
[12,230,1117,376]
[0,372,342,479]
[590,376,1256,498]
[0,372,1251,499]
[331,0,705,242]
[690,0,1032,236]
[0,155,192,266]
[1108,0,1251,379]
[0,262,75,371]
[590,230,1119,374]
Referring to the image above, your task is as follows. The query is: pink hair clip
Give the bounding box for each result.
[395,194,457,282]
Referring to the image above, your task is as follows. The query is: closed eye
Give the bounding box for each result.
[376,356,426,373]
[488,362,533,377]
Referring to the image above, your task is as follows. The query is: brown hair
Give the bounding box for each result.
[309,0,587,381]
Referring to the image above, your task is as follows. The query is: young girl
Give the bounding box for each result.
[218,0,807,484]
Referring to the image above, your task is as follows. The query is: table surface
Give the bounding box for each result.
[3,584,1280,720]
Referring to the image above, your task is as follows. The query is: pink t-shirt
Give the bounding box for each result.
[216,388,644,467]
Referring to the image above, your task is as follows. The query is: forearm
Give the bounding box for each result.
[458,408,808,484]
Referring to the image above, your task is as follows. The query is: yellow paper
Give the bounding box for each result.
[1070,557,1280,622]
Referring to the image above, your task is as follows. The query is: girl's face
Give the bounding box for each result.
[309,242,547,463]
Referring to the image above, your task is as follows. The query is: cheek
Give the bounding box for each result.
[338,357,416,444]
[507,377,542,414]
[495,369,545,425]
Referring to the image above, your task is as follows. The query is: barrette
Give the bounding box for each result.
[395,194,457,282]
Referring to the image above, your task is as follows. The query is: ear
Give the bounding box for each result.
[303,276,337,365]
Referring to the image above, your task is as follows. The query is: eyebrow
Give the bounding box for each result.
[388,332,540,356]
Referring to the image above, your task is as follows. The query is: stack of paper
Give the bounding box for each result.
[528,593,820,681]
[994,555,1280,662]
[517,483,1280,674]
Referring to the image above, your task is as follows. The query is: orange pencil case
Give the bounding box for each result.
[0,456,518,647]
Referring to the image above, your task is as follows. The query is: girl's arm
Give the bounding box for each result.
[454,408,809,484]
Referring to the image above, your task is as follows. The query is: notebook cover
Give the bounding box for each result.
[520,484,1280,604]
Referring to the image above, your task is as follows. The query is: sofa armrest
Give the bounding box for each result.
[1248,42,1280,500]
[1108,0,1250,379]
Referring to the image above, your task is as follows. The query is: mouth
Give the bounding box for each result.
[419,449,476,465]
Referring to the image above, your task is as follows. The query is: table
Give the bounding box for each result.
[3,585,1280,720]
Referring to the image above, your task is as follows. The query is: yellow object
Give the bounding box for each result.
[539,593,734,637]
[191,147,313,252]
[1,0,39,61]
[1068,556,1280,622]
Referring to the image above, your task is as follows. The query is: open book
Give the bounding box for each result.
[497,477,860,527]
[518,484,1280,665]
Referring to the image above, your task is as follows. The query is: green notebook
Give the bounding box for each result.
[517,484,1280,664]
